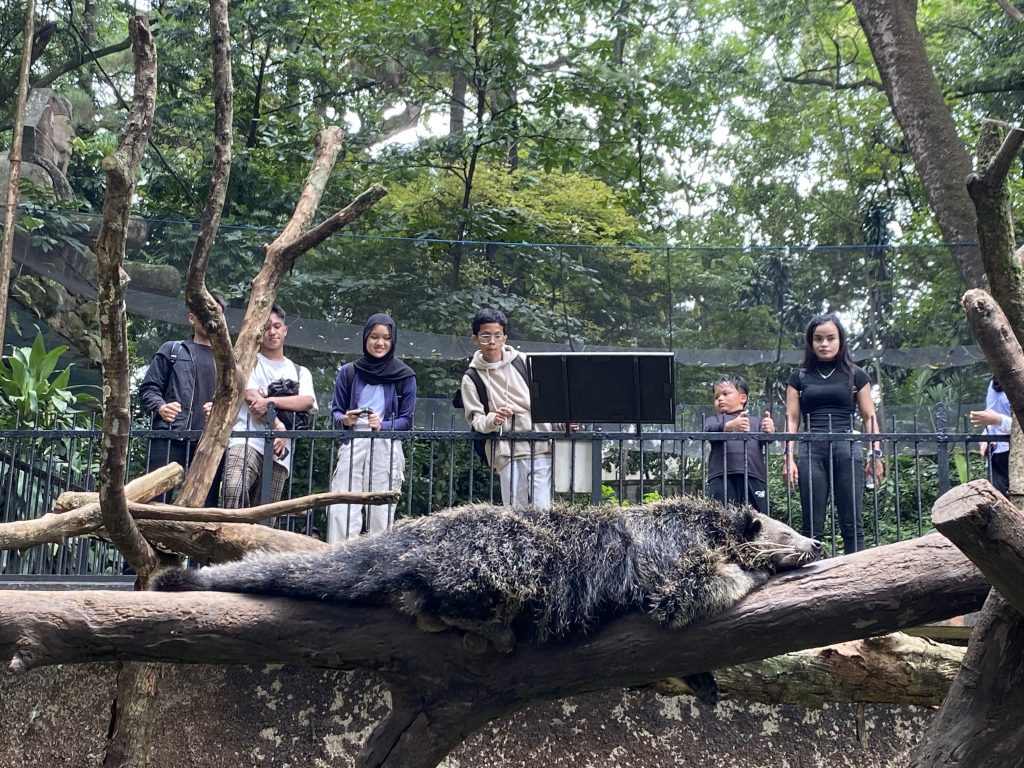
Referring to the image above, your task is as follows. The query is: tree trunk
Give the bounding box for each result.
[852,0,985,289]
[909,592,1024,768]
[0,0,34,349]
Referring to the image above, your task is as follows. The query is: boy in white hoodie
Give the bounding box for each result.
[460,307,557,508]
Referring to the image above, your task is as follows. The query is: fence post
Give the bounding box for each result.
[935,402,950,494]
[262,404,278,506]
[590,429,603,505]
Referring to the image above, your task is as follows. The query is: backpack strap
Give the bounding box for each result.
[510,354,528,383]
[466,368,489,413]
[168,340,184,365]
[345,363,355,387]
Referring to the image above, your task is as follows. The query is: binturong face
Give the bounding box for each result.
[365,324,393,358]
[714,383,747,414]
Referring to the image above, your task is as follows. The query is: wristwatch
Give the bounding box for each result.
[870,449,884,458]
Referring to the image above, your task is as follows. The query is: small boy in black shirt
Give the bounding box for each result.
[703,375,775,514]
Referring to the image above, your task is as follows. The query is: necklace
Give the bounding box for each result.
[818,366,837,379]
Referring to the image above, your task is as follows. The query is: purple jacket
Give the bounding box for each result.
[330,363,416,431]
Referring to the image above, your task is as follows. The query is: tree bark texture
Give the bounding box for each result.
[909,592,1024,768]
[54,465,185,512]
[0,0,35,348]
[93,16,158,582]
[932,479,1024,623]
[962,291,1024,456]
[0,534,988,768]
[657,632,965,708]
[852,0,985,289]
[966,121,1024,350]
[176,0,239,509]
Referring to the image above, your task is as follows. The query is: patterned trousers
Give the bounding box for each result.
[222,443,288,508]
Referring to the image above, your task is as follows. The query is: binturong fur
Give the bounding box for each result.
[152,497,819,661]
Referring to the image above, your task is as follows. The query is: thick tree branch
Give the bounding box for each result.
[0,534,988,768]
[852,0,984,289]
[996,0,1024,24]
[93,16,158,581]
[932,479,1024,618]
[1,464,182,550]
[659,632,965,708]
[962,290,1024,434]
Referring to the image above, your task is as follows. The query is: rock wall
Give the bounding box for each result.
[0,662,933,767]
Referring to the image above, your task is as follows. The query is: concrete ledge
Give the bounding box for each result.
[0,662,934,767]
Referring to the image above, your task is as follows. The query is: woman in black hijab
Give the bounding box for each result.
[327,314,416,543]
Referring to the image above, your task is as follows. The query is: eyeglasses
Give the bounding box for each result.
[476,333,506,342]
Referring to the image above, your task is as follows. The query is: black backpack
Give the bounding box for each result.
[452,356,529,467]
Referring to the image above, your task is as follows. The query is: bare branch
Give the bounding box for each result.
[203,130,386,474]
[1,486,393,553]
[278,184,388,261]
[176,0,241,507]
[130,489,399,522]
[93,16,159,581]
[31,36,132,90]
[996,0,1024,24]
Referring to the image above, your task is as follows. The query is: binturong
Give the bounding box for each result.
[153,496,818,694]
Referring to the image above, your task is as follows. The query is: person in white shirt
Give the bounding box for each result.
[223,304,317,506]
[970,377,1011,495]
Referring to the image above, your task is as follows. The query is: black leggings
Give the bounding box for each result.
[797,440,865,554]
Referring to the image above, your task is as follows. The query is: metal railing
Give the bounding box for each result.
[0,410,1007,579]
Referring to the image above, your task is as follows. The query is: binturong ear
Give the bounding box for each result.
[745,516,762,538]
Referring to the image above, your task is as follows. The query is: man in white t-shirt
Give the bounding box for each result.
[223,304,317,507]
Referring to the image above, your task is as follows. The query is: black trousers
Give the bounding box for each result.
[709,474,768,514]
[990,450,1009,496]
[147,437,223,507]
[797,440,865,554]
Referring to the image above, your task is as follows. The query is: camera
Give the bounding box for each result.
[358,406,373,416]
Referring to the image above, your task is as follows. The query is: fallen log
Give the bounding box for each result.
[656,632,965,708]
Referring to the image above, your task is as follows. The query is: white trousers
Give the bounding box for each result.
[498,455,552,509]
[327,437,405,544]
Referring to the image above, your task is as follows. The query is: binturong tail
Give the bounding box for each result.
[150,543,398,604]
[151,566,210,592]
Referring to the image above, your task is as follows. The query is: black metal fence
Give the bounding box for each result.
[0,408,1007,578]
